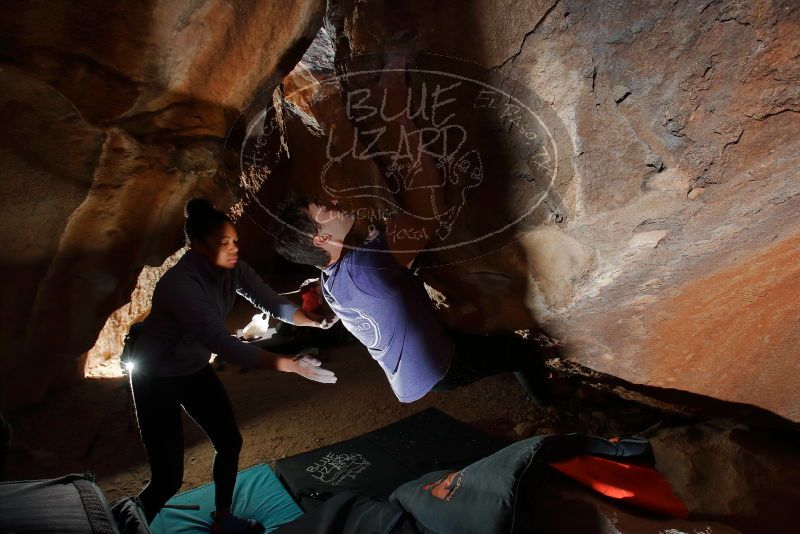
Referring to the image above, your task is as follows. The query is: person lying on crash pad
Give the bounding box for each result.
[272,58,552,406]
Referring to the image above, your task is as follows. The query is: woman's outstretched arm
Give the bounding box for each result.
[257,351,337,383]
[161,273,270,369]
[236,261,333,328]
[162,273,335,381]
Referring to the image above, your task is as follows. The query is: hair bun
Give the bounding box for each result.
[184,198,215,219]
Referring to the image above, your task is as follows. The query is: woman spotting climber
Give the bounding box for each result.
[129,198,336,534]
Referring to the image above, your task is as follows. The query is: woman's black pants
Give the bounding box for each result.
[131,364,242,523]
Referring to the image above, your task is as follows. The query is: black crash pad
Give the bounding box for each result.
[275,408,508,511]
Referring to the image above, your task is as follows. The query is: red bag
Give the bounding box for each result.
[549,455,689,519]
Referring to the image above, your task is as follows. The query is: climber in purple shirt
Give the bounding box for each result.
[274,198,551,405]
[273,57,551,406]
[278,201,453,402]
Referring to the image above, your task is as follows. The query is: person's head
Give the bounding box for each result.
[184,198,239,269]
[273,197,355,268]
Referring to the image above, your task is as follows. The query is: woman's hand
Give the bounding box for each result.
[276,354,337,384]
[292,308,340,329]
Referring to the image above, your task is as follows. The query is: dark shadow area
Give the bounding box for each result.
[551,358,800,432]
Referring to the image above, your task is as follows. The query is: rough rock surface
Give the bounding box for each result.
[84,248,184,376]
[251,0,799,422]
[1,0,798,427]
[0,0,326,405]
[648,420,800,532]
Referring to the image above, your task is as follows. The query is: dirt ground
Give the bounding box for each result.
[4,337,663,502]
[7,330,800,534]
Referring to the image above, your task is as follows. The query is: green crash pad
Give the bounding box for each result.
[151,464,303,533]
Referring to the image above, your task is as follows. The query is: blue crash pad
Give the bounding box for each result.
[151,464,303,533]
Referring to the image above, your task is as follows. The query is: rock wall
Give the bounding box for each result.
[0,0,326,406]
[256,0,799,421]
[2,0,798,423]
[83,248,185,377]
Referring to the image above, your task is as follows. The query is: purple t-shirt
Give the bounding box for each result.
[320,231,454,402]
